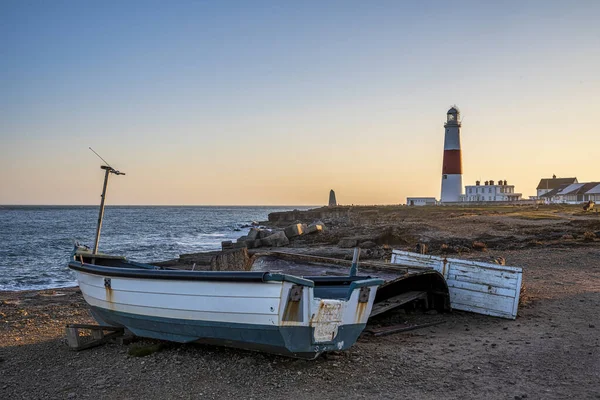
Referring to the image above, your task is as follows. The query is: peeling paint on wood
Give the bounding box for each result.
[311,300,343,343]
[391,250,522,319]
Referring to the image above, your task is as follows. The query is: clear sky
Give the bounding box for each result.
[1,1,598,205]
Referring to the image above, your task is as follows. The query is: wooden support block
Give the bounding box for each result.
[66,326,83,348]
[91,330,104,340]
[65,324,124,351]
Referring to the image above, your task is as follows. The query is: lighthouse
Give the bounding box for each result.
[440,106,463,202]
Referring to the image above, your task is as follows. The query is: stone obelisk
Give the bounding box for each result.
[328,190,337,207]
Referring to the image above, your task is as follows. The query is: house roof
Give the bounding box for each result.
[536,177,578,190]
[559,182,600,196]
[557,183,585,195]
[540,184,570,198]
[585,183,600,194]
[541,182,600,197]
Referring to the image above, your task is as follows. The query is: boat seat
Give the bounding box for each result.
[306,276,371,300]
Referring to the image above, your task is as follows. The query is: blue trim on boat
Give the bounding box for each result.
[89,306,365,359]
[69,261,270,282]
[263,273,315,287]
[348,279,385,290]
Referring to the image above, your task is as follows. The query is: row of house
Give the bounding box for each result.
[407,179,523,205]
[536,176,600,203]
[407,175,599,206]
[460,180,522,202]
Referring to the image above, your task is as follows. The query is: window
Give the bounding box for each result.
[489,188,492,193]
[443,175,447,180]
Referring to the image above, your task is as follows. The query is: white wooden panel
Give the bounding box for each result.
[446,279,517,298]
[391,250,522,319]
[446,272,517,290]
[77,272,285,326]
[79,281,280,315]
[79,273,282,298]
[82,293,280,326]
[446,257,522,272]
[449,288,516,315]
[390,252,443,270]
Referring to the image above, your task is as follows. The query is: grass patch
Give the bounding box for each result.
[128,342,166,357]
[507,212,563,220]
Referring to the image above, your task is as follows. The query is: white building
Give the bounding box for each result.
[461,180,522,202]
[536,175,578,198]
[407,197,437,206]
[540,182,600,204]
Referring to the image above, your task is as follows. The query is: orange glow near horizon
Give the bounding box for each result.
[1,2,599,205]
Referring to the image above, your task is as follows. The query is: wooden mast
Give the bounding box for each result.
[93,165,125,256]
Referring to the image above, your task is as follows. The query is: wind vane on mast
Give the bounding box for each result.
[89,147,126,256]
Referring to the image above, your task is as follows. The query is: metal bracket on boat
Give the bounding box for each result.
[104,278,111,289]
[288,285,303,302]
[358,286,370,303]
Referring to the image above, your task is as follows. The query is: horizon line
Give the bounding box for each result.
[0,204,323,207]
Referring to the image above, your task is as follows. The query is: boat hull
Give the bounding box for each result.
[89,306,365,359]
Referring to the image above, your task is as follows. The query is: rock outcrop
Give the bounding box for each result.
[210,248,251,271]
[261,231,290,247]
[284,223,305,238]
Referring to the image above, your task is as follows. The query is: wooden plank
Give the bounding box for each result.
[448,263,517,284]
[446,272,518,290]
[369,291,427,317]
[390,252,443,270]
[444,279,517,298]
[365,320,446,337]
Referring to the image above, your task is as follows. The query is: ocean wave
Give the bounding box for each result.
[0,206,311,291]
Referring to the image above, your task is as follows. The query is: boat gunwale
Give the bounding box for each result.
[68,261,316,286]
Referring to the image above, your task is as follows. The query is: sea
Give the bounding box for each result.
[0,205,311,291]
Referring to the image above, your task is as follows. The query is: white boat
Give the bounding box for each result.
[69,248,383,359]
[68,162,383,359]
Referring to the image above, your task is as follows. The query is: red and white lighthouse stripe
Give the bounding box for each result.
[442,137,462,175]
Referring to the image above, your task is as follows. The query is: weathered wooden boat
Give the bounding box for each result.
[68,163,384,359]
[69,249,383,359]
[390,250,523,319]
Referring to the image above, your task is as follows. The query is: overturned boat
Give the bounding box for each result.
[68,164,383,359]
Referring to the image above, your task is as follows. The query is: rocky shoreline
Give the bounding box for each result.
[157,204,600,270]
